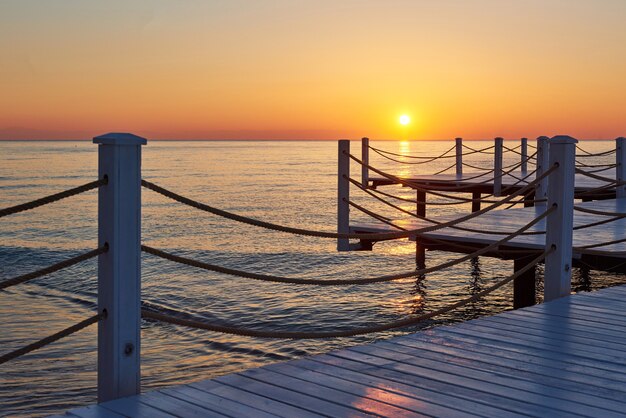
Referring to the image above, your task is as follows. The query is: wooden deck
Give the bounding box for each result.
[56,284,626,417]
[369,168,615,198]
[351,198,626,269]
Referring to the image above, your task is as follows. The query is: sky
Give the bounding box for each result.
[1,0,625,140]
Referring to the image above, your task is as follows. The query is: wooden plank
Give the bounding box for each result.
[98,395,177,418]
[62,404,127,418]
[432,326,626,377]
[311,353,547,417]
[283,357,527,418]
[260,362,468,417]
[326,350,580,417]
[461,318,626,358]
[441,321,626,367]
[392,333,626,395]
[376,339,626,407]
[137,391,229,417]
[213,373,365,417]
[239,367,416,417]
[161,385,280,418]
[345,344,622,417]
[190,378,323,418]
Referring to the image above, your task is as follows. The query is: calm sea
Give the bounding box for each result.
[1,140,624,417]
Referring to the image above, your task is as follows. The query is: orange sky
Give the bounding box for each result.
[1,0,625,140]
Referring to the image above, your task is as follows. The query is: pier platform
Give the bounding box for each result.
[351,198,626,271]
[57,284,626,417]
[369,168,615,200]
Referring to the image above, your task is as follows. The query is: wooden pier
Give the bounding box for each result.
[57,283,626,418]
[351,198,626,271]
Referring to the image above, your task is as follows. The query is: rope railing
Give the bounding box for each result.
[360,181,546,207]
[142,168,556,242]
[0,245,108,291]
[140,248,549,339]
[0,177,107,219]
[575,161,616,169]
[431,162,458,175]
[143,205,546,285]
[370,144,493,161]
[351,152,543,197]
[576,145,616,157]
[347,177,548,235]
[0,313,103,365]
[574,168,617,183]
[573,206,626,217]
[461,144,496,154]
[369,145,456,165]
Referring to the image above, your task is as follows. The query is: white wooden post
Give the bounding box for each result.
[544,135,577,302]
[520,137,528,176]
[455,137,463,176]
[535,136,550,206]
[338,140,351,251]
[493,137,503,196]
[361,137,369,188]
[94,132,146,402]
[616,137,626,198]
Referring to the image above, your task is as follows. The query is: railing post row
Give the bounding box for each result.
[338,139,351,251]
[361,137,369,188]
[616,137,626,199]
[493,137,503,197]
[520,137,528,176]
[94,132,146,402]
[544,135,577,302]
[535,136,550,206]
[455,137,463,176]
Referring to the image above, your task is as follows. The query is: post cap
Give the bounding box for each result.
[93,133,147,145]
[616,137,626,141]
[494,137,504,141]
[537,136,550,140]
[521,137,528,140]
[550,135,578,144]
[455,137,462,141]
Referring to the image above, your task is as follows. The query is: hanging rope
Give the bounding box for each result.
[369,145,457,165]
[140,248,549,339]
[576,146,615,157]
[142,169,553,242]
[142,206,551,286]
[352,153,546,197]
[347,177,548,235]
[0,178,107,219]
[461,144,496,154]
[431,162,458,175]
[0,313,103,365]
[0,245,108,291]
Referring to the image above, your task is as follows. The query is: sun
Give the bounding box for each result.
[399,114,410,125]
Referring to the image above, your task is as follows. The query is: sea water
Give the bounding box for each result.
[1,139,623,417]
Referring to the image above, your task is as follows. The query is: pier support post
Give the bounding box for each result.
[544,135,577,302]
[513,255,536,309]
[471,192,481,212]
[94,132,146,402]
[455,137,463,176]
[416,190,426,267]
[361,137,369,188]
[338,140,351,251]
[493,137,503,197]
[535,136,550,206]
[520,137,528,176]
[616,137,626,198]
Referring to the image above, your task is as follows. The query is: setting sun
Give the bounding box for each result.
[399,115,411,125]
